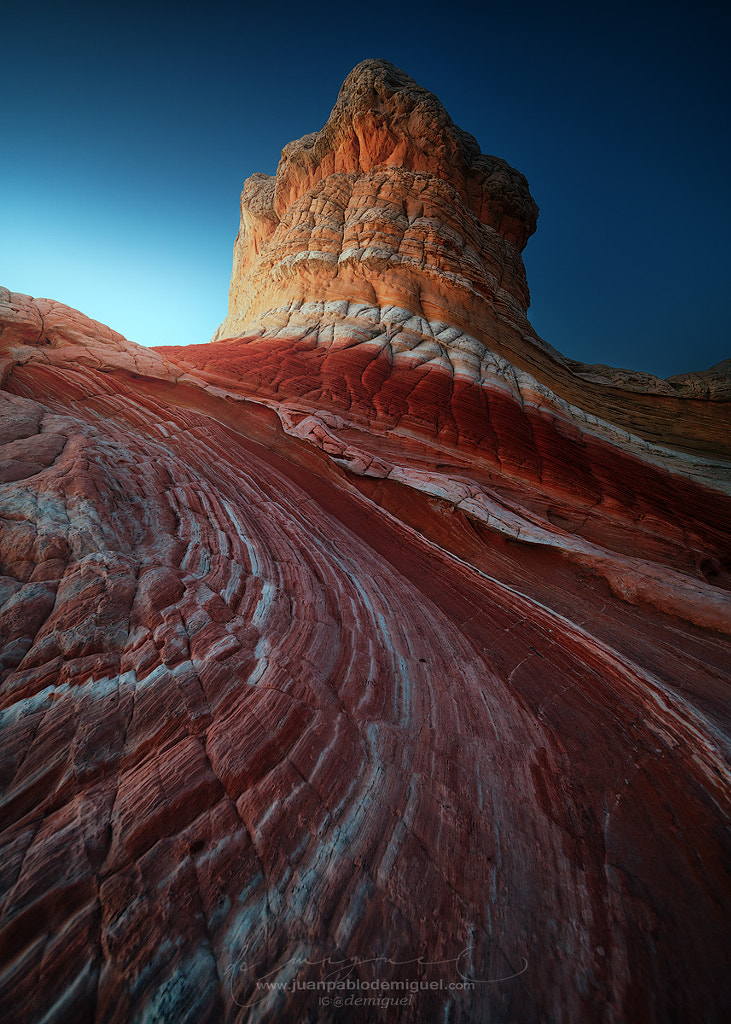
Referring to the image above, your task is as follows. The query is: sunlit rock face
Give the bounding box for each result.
[1,61,731,1024]
[213,58,730,460]
[215,59,537,347]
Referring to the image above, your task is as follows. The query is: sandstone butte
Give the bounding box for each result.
[1,59,730,1024]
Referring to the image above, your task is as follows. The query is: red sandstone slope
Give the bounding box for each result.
[1,59,731,1024]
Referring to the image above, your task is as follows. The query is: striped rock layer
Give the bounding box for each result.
[1,61,731,1024]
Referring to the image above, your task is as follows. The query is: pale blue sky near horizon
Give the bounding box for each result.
[1,0,729,377]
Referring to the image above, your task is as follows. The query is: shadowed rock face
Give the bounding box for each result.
[1,60,730,1024]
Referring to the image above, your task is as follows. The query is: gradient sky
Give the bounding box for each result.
[2,0,729,377]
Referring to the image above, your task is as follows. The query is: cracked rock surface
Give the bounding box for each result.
[1,60,731,1024]
[213,59,731,459]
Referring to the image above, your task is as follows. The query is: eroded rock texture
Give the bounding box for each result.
[1,59,731,1024]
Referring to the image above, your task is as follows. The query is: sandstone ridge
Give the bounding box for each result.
[273,59,539,248]
[215,59,538,345]
[1,285,730,1024]
[1,60,730,1024]
[213,60,731,461]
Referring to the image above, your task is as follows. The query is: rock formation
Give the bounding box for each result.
[1,59,730,1024]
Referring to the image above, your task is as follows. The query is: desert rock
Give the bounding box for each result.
[1,61,730,1024]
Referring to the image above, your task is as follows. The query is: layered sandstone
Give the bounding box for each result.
[213,59,730,460]
[1,59,731,1024]
[215,60,537,346]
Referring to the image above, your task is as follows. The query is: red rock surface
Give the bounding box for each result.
[1,59,731,1024]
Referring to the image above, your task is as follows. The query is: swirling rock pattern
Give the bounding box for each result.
[1,60,731,1024]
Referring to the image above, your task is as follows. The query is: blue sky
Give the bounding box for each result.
[1,0,728,377]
